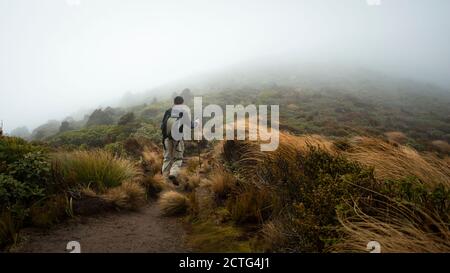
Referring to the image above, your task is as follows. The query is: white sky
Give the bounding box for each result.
[1,0,450,132]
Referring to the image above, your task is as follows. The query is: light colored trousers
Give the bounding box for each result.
[162,138,184,177]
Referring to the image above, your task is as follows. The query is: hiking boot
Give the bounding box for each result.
[168,175,179,186]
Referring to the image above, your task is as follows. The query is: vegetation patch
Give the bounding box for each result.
[53,150,141,192]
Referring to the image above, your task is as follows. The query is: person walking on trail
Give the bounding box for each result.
[161,95,198,185]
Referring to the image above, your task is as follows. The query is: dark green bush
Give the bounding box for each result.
[0,174,44,210]
[104,142,127,157]
[380,177,450,222]
[48,125,122,148]
[118,112,136,125]
[257,147,378,252]
[132,122,162,144]
[7,151,51,190]
[86,109,114,127]
[0,136,42,169]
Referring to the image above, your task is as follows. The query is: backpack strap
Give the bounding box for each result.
[161,108,172,149]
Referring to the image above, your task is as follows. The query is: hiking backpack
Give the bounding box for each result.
[161,108,183,141]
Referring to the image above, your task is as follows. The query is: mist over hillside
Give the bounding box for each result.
[7,59,450,141]
[123,60,450,105]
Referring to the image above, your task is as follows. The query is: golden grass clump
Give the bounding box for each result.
[141,173,168,196]
[209,169,237,199]
[141,147,162,175]
[431,140,450,154]
[332,203,450,253]
[103,181,147,210]
[159,191,190,216]
[186,157,200,173]
[227,186,274,224]
[183,175,202,192]
[344,136,450,187]
[384,131,408,144]
[54,150,141,192]
[176,169,190,185]
[223,132,337,182]
[259,221,287,251]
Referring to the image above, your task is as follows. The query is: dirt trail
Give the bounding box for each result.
[12,202,190,253]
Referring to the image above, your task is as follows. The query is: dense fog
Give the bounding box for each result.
[1,0,450,132]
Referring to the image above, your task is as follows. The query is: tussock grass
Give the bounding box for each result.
[259,221,286,251]
[344,136,450,187]
[332,201,450,253]
[227,186,274,224]
[214,132,450,252]
[186,157,200,173]
[431,140,450,154]
[140,173,168,197]
[183,175,202,192]
[141,147,162,175]
[384,131,408,144]
[209,169,237,199]
[159,191,190,216]
[223,132,337,182]
[54,150,141,192]
[102,181,146,210]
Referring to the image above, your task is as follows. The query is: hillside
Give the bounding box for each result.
[18,64,450,155]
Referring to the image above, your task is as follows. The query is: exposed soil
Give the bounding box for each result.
[12,202,190,253]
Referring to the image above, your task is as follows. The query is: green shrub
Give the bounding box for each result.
[7,151,51,190]
[86,109,114,127]
[0,174,45,247]
[48,125,122,148]
[118,112,136,125]
[380,177,450,222]
[0,136,42,170]
[104,142,127,157]
[255,147,378,252]
[0,174,44,210]
[132,122,162,144]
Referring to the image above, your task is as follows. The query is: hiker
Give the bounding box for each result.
[161,95,198,185]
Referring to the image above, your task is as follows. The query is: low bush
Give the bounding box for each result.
[0,174,45,248]
[104,142,127,157]
[0,174,44,211]
[7,151,51,190]
[48,125,122,148]
[0,136,43,172]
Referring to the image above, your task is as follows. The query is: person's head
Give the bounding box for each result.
[174,96,184,105]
